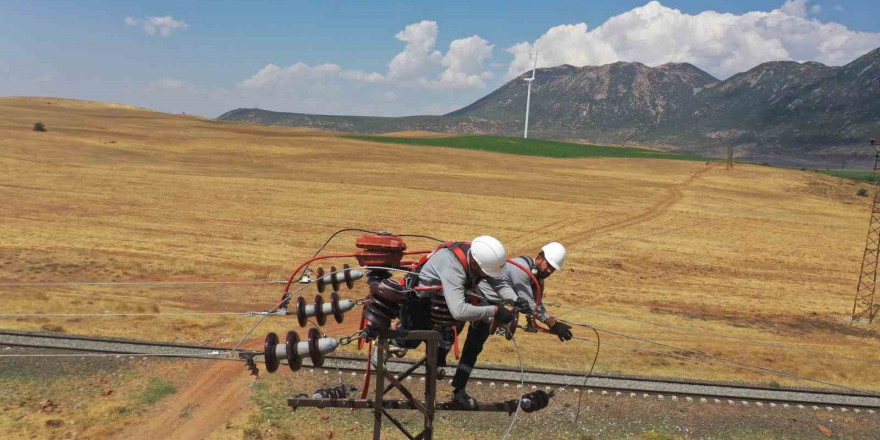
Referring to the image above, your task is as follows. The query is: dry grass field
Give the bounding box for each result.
[2,97,879,439]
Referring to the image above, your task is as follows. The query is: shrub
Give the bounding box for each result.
[768,380,782,388]
[858,188,869,197]
[141,377,177,406]
[33,122,46,132]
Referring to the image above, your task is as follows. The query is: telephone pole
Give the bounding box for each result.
[852,138,880,323]
[726,146,734,170]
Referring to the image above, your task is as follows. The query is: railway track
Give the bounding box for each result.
[2,330,879,412]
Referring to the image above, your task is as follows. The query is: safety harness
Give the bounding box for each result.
[406,241,474,292]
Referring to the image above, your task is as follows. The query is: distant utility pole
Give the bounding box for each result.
[523,42,538,139]
[852,137,880,323]
[726,146,734,170]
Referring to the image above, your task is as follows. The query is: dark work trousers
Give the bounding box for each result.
[394,297,463,367]
[451,320,491,392]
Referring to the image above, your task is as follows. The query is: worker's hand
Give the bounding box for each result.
[549,321,573,341]
[513,298,531,314]
[494,306,514,324]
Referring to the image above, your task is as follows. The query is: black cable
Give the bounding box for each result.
[296,229,443,282]
[295,228,380,281]
[398,234,446,243]
[561,319,875,395]
[574,326,599,424]
[545,302,880,367]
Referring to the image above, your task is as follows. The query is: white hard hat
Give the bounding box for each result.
[470,235,507,278]
[541,242,566,270]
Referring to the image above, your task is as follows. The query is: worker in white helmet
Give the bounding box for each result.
[450,242,572,408]
[392,236,520,369]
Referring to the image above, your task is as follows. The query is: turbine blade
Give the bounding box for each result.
[530,41,539,79]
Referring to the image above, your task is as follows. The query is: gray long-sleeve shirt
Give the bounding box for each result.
[416,248,518,322]
[475,256,551,322]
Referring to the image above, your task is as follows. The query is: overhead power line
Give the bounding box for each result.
[562,320,873,394]
[546,302,880,367]
[0,280,286,287]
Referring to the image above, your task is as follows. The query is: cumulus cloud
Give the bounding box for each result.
[779,0,808,17]
[505,0,880,79]
[427,36,494,89]
[388,21,443,81]
[125,16,188,37]
[810,4,822,14]
[240,20,494,96]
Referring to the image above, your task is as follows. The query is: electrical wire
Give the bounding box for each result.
[500,332,525,440]
[545,302,880,367]
[573,326,600,424]
[561,319,875,395]
[0,352,241,360]
[296,228,380,281]
[398,234,446,243]
[0,312,244,318]
[230,265,401,355]
[0,280,285,287]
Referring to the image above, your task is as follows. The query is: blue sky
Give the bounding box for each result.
[2,0,878,117]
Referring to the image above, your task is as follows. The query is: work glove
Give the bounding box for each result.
[494,306,515,324]
[549,321,573,341]
[513,298,531,314]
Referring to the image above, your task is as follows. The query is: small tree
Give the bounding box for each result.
[33,122,46,132]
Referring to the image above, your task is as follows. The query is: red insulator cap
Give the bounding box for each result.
[355,234,407,252]
[355,234,407,267]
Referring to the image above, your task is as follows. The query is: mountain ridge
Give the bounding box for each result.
[218,47,880,157]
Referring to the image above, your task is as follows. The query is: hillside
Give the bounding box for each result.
[3,97,880,438]
[219,47,880,161]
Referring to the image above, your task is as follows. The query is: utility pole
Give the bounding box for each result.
[726,146,734,170]
[852,138,880,323]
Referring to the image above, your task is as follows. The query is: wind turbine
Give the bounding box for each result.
[523,42,538,139]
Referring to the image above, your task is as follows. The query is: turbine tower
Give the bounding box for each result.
[523,42,538,139]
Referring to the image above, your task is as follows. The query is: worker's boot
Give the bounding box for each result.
[451,388,478,410]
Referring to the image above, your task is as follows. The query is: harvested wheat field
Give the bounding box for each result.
[1,97,879,438]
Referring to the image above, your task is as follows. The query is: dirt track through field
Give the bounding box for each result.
[114,318,363,440]
[112,361,252,440]
[561,163,716,250]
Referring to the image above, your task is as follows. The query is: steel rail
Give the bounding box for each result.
[2,331,879,411]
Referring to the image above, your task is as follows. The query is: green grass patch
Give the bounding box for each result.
[140,377,177,406]
[820,170,878,183]
[345,134,707,161]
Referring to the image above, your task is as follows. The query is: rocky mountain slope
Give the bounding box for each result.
[218,47,880,158]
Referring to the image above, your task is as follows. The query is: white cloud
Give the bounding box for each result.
[834,4,844,11]
[505,1,880,80]
[238,62,390,95]
[388,21,443,81]
[810,4,822,14]
[149,77,186,89]
[779,0,808,17]
[340,70,386,83]
[426,36,494,89]
[240,20,495,96]
[125,16,188,37]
